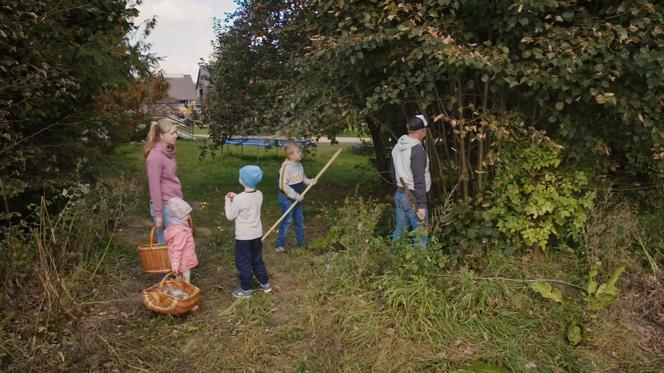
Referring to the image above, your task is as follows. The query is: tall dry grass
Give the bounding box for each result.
[0,177,138,369]
[296,197,663,371]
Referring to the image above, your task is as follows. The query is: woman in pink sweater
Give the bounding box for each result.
[144,119,183,244]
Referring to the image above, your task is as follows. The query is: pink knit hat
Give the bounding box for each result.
[168,197,192,220]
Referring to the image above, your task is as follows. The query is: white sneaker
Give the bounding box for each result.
[232,288,252,298]
[275,246,286,253]
[259,282,272,293]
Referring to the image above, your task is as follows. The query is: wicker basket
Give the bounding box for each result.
[137,217,195,273]
[142,272,200,316]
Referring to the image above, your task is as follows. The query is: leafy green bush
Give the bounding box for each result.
[484,126,595,250]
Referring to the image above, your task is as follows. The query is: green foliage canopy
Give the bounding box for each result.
[0,0,159,211]
[206,0,312,146]
[210,0,663,180]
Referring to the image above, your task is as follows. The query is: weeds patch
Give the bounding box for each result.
[295,197,664,371]
[3,143,663,371]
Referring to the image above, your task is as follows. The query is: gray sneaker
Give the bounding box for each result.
[232,288,252,298]
[275,246,286,253]
[259,282,272,293]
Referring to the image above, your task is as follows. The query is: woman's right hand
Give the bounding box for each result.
[156,216,164,228]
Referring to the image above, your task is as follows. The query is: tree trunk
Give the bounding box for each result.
[367,117,388,174]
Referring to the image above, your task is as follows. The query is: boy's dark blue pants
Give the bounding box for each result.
[235,238,269,291]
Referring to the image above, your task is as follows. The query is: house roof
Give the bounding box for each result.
[196,65,210,90]
[166,75,197,101]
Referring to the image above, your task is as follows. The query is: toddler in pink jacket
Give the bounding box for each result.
[164,197,198,283]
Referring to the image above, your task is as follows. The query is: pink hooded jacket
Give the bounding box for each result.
[164,225,198,273]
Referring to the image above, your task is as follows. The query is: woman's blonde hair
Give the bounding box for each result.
[284,142,301,158]
[143,119,175,158]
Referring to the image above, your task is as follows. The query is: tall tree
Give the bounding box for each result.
[208,0,663,189]
[289,0,663,192]
[0,0,161,212]
[206,0,312,148]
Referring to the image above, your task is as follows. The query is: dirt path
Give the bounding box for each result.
[75,212,319,371]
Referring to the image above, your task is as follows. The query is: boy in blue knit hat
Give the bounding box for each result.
[224,165,271,298]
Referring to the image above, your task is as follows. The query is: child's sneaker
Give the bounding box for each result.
[275,246,286,253]
[259,282,272,293]
[232,288,252,298]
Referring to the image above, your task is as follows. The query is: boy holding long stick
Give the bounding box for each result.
[274,143,317,252]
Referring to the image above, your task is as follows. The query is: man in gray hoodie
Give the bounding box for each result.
[391,115,431,248]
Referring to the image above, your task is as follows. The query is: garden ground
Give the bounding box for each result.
[9,140,663,372]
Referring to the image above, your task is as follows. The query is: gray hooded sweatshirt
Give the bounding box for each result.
[391,135,431,208]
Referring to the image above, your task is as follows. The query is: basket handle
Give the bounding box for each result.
[158,271,178,289]
[148,216,195,245]
[148,224,158,247]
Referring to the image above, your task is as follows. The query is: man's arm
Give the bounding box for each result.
[410,145,428,209]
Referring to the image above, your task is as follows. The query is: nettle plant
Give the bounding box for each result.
[484,124,595,250]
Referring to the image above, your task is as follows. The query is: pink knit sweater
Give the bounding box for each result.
[146,144,183,219]
[164,224,198,273]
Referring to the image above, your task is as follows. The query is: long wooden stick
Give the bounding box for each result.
[262,148,343,242]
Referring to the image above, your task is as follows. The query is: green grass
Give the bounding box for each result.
[100,140,381,232]
[192,126,209,136]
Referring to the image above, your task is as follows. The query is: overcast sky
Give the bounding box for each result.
[135,0,237,78]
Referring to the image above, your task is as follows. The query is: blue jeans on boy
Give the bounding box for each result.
[235,238,269,291]
[276,192,305,248]
[392,190,429,248]
[149,201,171,244]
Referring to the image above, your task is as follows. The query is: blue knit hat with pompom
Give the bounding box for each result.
[239,165,263,189]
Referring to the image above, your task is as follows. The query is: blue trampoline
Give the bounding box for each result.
[222,137,316,161]
[225,137,315,148]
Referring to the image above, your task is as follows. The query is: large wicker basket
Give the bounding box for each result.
[137,217,195,273]
[142,272,200,316]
